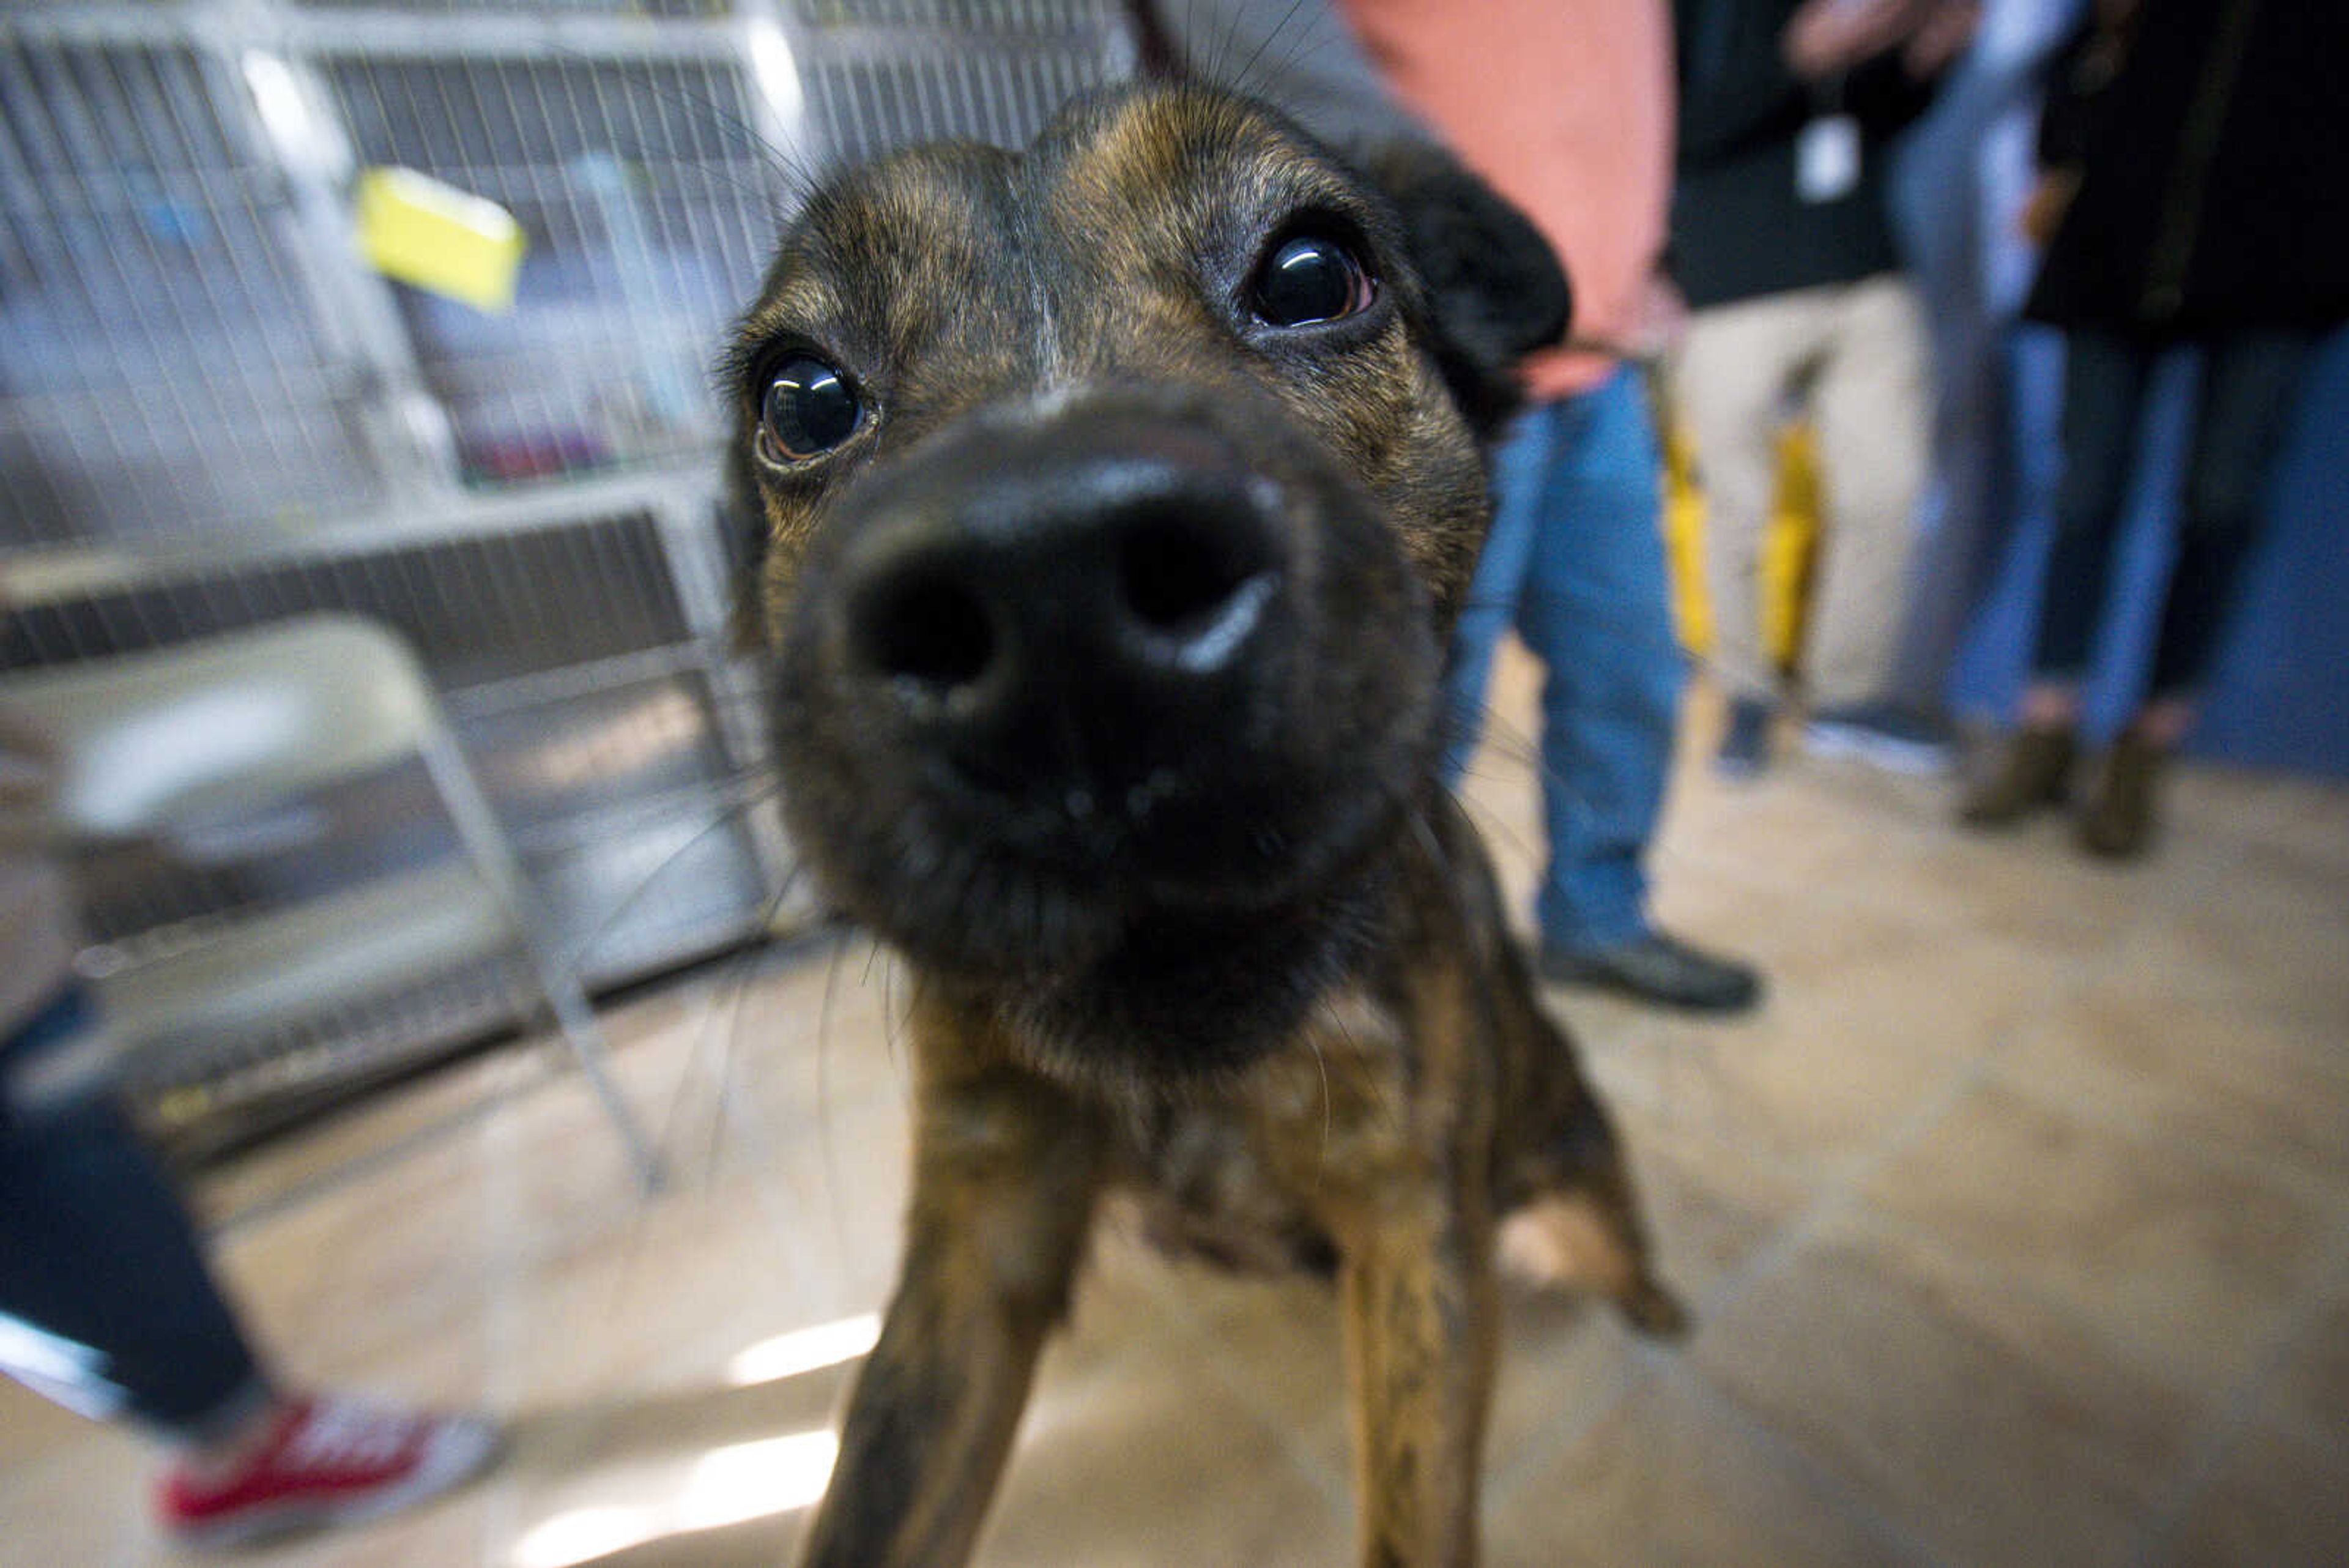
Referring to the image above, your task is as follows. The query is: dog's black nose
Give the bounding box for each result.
[848,489,1275,697]
[832,418,1288,806]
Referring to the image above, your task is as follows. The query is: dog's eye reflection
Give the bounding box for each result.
[1252,236,1374,329]
[760,356,862,463]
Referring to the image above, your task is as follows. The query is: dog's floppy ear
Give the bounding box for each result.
[1358,141,1571,439]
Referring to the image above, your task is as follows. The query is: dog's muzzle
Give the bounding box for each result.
[775,386,1438,989]
[831,411,1292,843]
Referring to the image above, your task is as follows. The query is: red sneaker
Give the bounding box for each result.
[158,1394,501,1548]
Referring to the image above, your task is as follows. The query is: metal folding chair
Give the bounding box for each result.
[2,612,665,1203]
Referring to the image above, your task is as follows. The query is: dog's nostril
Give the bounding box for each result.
[853,570,996,694]
[1116,509,1267,642]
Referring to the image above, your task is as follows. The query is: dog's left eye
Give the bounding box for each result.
[1250,236,1375,329]
[759,355,863,463]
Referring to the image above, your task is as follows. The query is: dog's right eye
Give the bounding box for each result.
[759,356,863,464]
[1249,236,1375,329]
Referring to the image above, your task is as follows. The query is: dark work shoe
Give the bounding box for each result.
[1538,930,1764,1014]
[1714,697,1774,781]
[2077,726,2166,860]
[1957,724,2075,828]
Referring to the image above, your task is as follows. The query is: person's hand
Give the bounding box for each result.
[1783,0,1918,80]
[1902,1,1980,77]
[1630,272,1690,359]
[2018,168,2081,245]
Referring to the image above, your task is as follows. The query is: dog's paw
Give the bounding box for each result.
[1621,1280,1693,1341]
[1497,1196,1691,1340]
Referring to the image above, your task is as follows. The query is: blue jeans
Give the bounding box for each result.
[1442,366,1684,951]
[0,988,268,1440]
[2035,328,2316,698]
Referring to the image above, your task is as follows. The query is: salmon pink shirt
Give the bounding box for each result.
[1338,0,1675,399]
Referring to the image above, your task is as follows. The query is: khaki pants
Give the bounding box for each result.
[1678,275,1928,710]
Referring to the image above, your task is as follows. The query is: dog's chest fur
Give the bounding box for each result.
[1064,818,1543,1278]
[1114,987,1409,1274]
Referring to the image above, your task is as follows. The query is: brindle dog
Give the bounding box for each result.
[728,81,1685,1568]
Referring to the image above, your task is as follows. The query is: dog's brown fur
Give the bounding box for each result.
[729,82,1683,1568]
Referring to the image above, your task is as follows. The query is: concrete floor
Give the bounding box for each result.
[6,646,2346,1567]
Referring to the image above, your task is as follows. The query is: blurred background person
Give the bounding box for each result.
[1156,0,1764,1012]
[1344,0,1764,1011]
[1672,0,1975,779]
[1958,0,2349,857]
[1874,0,2080,729]
[0,703,499,1548]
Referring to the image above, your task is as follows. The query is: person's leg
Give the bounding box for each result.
[2026,328,2159,709]
[0,986,500,1545]
[1679,290,1809,773]
[2143,329,2316,706]
[2079,329,2316,858]
[1880,46,2026,719]
[1960,327,2155,826]
[0,990,270,1440]
[1514,372,1674,950]
[1440,403,1559,781]
[1803,275,1932,715]
[1512,368,1758,1013]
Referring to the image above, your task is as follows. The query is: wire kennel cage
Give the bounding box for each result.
[0,0,1134,1151]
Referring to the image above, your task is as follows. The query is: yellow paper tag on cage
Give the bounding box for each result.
[355,166,525,313]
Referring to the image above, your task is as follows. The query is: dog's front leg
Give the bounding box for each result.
[1337,1180,1499,1568]
[798,1049,1103,1568]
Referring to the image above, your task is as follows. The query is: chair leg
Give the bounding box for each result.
[528,956,667,1194]
[418,726,666,1191]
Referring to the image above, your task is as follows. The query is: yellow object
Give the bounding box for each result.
[1663,421,1821,672]
[355,167,525,313]
[1662,422,1712,653]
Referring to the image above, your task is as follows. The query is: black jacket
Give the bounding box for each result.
[2026,0,2349,338]
[1669,0,1938,310]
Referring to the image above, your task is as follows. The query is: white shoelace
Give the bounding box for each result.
[282,1399,416,1471]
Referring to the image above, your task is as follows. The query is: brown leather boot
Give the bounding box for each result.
[2077,726,2166,860]
[1958,726,2076,827]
